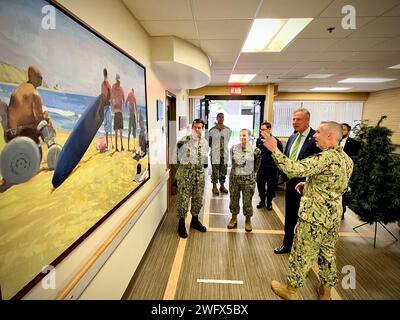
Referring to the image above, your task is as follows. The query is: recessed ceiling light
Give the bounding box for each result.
[338,78,397,83]
[310,87,351,91]
[388,64,400,69]
[228,74,256,83]
[304,74,334,79]
[242,18,313,53]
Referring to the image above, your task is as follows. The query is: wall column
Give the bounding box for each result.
[263,84,276,122]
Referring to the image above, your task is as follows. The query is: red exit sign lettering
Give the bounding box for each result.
[230,87,241,95]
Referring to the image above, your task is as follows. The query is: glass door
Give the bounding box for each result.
[205,96,264,149]
[199,98,209,129]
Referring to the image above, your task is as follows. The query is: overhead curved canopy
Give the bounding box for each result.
[151,36,211,89]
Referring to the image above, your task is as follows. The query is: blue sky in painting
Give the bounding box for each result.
[0,0,146,106]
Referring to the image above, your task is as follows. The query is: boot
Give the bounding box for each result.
[178,218,187,239]
[212,183,219,195]
[190,216,207,232]
[245,215,252,232]
[271,280,299,300]
[317,284,332,300]
[227,214,237,229]
[219,183,229,194]
[266,202,273,211]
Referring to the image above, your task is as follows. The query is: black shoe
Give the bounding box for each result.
[178,218,188,238]
[190,216,207,232]
[266,203,273,211]
[256,201,265,209]
[274,245,290,254]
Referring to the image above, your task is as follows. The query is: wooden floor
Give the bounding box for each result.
[123,177,400,300]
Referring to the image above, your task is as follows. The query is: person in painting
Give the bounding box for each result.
[0,99,8,141]
[101,68,113,150]
[6,65,53,143]
[126,88,138,154]
[138,111,147,157]
[111,73,125,151]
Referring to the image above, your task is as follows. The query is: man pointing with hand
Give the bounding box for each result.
[261,121,353,300]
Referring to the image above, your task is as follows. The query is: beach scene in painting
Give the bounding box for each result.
[0,0,149,299]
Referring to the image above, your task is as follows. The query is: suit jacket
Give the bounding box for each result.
[343,137,361,159]
[282,128,320,183]
[284,128,319,160]
[256,136,283,170]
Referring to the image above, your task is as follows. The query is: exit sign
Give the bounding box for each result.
[230,87,241,95]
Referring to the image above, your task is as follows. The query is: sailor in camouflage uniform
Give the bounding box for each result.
[262,121,353,300]
[174,119,209,238]
[228,129,261,232]
[209,113,232,195]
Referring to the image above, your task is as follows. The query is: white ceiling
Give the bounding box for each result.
[123,0,400,92]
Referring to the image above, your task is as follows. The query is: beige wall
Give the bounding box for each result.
[189,86,369,102]
[175,89,191,141]
[189,85,267,96]
[363,88,400,145]
[24,0,189,299]
[189,86,369,124]
[275,92,369,101]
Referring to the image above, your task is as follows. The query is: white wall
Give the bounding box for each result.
[24,0,189,299]
[175,89,191,141]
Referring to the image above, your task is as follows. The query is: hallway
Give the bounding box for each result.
[124,175,400,300]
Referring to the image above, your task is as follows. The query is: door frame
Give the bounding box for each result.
[165,91,177,195]
[203,95,266,132]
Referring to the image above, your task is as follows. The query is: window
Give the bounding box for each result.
[272,101,364,137]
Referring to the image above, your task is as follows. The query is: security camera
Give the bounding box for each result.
[327,27,335,33]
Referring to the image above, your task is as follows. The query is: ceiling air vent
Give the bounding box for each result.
[277,74,307,80]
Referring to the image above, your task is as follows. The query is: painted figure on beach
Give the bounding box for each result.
[111,73,125,152]
[0,65,62,185]
[101,68,113,150]
[126,88,138,154]
[138,111,147,157]
[6,66,53,143]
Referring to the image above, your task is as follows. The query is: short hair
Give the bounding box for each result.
[321,121,343,142]
[217,113,224,117]
[192,118,205,128]
[103,68,107,77]
[261,121,271,129]
[240,128,251,136]
[293,108,311,120]
[342,123,351,131]
[28,65,42,81]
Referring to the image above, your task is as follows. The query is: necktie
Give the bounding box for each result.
[289,133,302,160]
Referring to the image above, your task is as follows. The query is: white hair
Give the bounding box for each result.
[321,121,343,142]
[293,108,311,120]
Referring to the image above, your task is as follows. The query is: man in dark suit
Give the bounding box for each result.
[256,121,283,210]
[340,123,361,219]
[341,123,361,159]
[274,108,320,254]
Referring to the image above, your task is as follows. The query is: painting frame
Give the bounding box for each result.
[0,0,151,299]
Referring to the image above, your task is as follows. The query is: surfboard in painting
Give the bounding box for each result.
[52,95,103,188]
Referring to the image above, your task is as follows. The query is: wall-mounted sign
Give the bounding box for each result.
[230,87,241,95]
